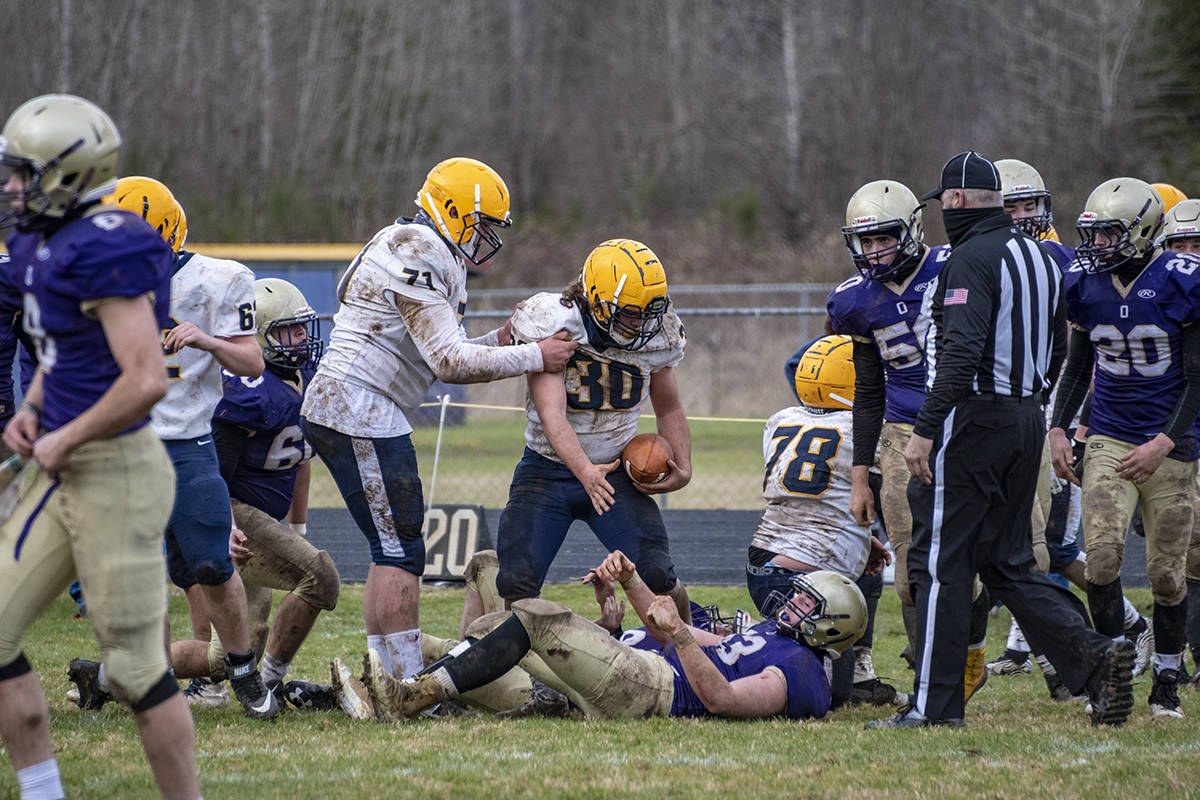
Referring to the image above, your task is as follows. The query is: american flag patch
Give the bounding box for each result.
[945,288,969,306]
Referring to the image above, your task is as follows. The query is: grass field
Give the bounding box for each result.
[6,583,1200,799]
[307,414,770,510]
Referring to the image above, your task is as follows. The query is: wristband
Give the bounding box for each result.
[671,628,696,650]
[290,522,307,537]
[619,573,643,592]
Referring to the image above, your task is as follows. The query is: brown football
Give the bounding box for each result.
[622,433,674,484]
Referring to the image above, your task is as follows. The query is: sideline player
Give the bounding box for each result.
[750,335,899,706]
[362,550,866,722]
[495,238,692,617]
[1050,179,1200,718]
[0,94,198,800]
[301,157,578,680]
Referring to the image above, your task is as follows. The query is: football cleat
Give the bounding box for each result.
[66,658,111,710]
[183,677,231,709]
[283,678,338,712]
[964,648,988,703]
[1131,621,1154,678]
[1088,640,1135,727]
[224,652,281,720]
[1149,668,1184,719]
[850,678,908,707]
[330,657,373,721]
[496,680,574,720]
[865,706,965,729]
[363,649,447,722]
[985,652,1033,676]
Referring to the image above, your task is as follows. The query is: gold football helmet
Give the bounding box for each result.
[580,238,669,351]
[1157,198,1200,247]
[996,158,1053,238]
[793,335,854,410]
[0,94,121,229]
[842,180,925,283]
[112,176,186,252]
[1151,182,1187,214]
[415,157,511,265]
[1076,177,1164,273]
[766,570,868,657]
[254,278,323,368]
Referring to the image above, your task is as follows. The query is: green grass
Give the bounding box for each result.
[6,584,1200,798]
[308,415,769,510]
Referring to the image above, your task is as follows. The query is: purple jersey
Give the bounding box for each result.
[1063,251,1200,460]
[1040,240,1075,270]
[213,365,315,519]
[663,620,830,720]
[826,245,949,424]
[6,210,172,433]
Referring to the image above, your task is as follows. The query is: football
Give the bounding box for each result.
[622,433,674,484]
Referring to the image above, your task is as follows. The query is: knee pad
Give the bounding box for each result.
[1084,545,1122,586]
[0,651,32,681]
[105,648,170,705]
[293,550,340,611]
[1148,561,1187,606]
[466,550,500,594]
[635,563,676,595]
[511,597,573,646]
[464,610,513,640]
[130,671,179,713]
[496,566,540,602]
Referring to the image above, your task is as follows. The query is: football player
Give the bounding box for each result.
[165,278,341,710]
[494,239,692,618]
[1049,178,1200,718]
[300,157,578,682]
[0,94,198,799]
[362,550,866,722]
[825,181,989,696]
[750,335,899,707]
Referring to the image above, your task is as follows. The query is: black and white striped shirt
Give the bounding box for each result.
[913,209,1067,438]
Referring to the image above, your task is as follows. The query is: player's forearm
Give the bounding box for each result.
[654,407,691,474]
[210,336,264,377]
[1050,332,1093,432]
[287,461,311,525]
[671,631,742,716]
[400,299,542,382]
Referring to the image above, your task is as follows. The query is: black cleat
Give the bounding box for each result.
[1088,640,1135,727]
[1149,668,1184,719]
[225,652,281,720]
[849,678,908,707]
[496,680,574,719]
[282,679,339,712]
[866,706,964,729]
[67,658,112,710]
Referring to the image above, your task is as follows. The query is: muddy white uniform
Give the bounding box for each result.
[511,291,685,462]
[495,291,687,601]
[299,218,543,575]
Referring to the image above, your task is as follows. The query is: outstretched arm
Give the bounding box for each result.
[591,551,723,646]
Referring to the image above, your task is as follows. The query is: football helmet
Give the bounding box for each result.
[580,238,669,351]
[1157,198,1200,246]
[415,157,511,265]
[254,278,323,369]
[0,94,121,230]
[996,158,1053,238]
[793,335,854,410]
[1151,182,1187,214]
[690,603,752,635]
[112,176,186,252]
[1075,177,1164,274]
[765,571,867,657]
[842,180,925,283]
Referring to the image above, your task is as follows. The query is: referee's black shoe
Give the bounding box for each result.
[865,705,965,729]
[1087,639,1135,726]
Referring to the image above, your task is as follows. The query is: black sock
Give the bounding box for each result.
[855,572,882,650]
[1185,580,1200,646]
[1153,600,1187,660]
[226,650,255,667]
[1086,580,1124,638]
[1002,648,1029,665]
[969,585,990,645]
[442,614,531,693]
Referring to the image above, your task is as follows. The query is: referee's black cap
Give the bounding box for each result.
[920,151,1002,201]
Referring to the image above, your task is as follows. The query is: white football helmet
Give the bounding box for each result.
[254,278,323,369]
[842,180,924,283]
[765,571,867,658]
[996,158,1053,238]
[1075,177,1164,273]
[1157,198,1200,247]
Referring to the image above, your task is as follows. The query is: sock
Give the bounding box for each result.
[853,647,875,683]
[97,662,111,694]
[259,652,289,685]
[1154,652,1184,673]
[1005,618,1031,653]
[16,758,65,800]
[1153,601,1187,659]
[367,635,390,674]
[1122,596,1142,630]
[226,650,255,668]
[1034,653,1057,677]
[384,629,423,679]
[442,614,531,693]
[1086,579,1125,638]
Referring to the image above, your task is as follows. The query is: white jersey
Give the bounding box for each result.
[510,291,685,464]
[301,220,542,437]
[751,405,870,578]
[152,252,256,440]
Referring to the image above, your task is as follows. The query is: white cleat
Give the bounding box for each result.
[330,657,374,721]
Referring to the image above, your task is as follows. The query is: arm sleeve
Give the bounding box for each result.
[851,340,886,467]
[212,418,250,486]
[1050,332,1094,432]
[1163,323,1200,444]
[912,257,997,438]
[1046,292,1068,395]
[397,298,544,382]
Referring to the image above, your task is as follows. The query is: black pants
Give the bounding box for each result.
[906,398,1112,722]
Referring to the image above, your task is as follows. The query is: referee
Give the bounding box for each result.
[868,152,1135,728]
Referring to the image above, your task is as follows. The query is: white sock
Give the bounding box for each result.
[17,758,64,800]
[1005,618,1030,653]
[853,647,875,683]
[367,635,391,674]
[259,652,289,685]
[1122,597,1141,630]
[385,629,424,679]
[97,662,111,694]
[1034,654,1057,677]
[1155,652,1184,673]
